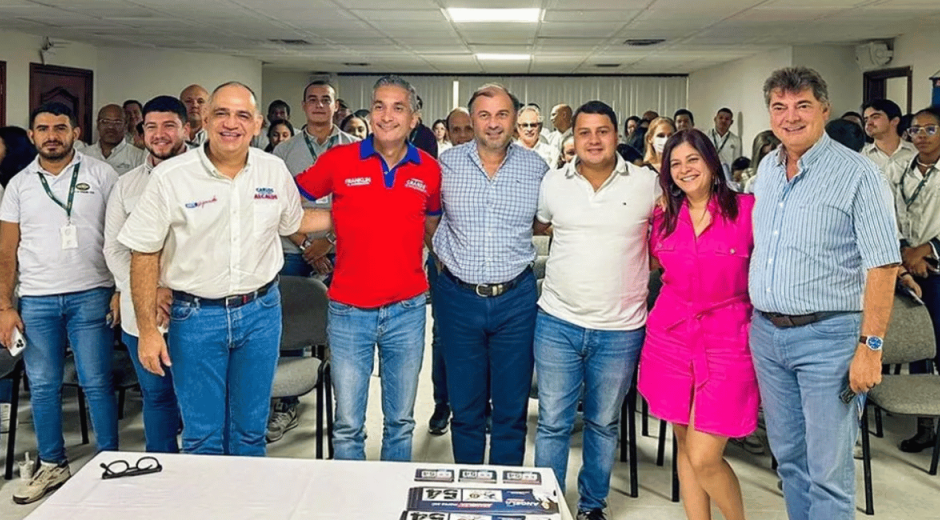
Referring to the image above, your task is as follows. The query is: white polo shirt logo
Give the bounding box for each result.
[346,177,371,187]
[254,187,278,200]
[184,196,218,209]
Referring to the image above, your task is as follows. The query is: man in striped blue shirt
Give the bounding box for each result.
[432,84,548,466]
[749,67,900,520]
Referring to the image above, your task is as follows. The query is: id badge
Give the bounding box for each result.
[60,223,78,250]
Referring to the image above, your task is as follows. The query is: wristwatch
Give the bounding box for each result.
[859,335,884,351]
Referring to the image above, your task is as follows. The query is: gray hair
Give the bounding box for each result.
[762,67,829,107]
[372,75,419,112]
[210,81,261,115]
[518,105,542,121]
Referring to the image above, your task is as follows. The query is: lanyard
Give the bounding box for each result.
[37,163,80,221]
[303,131,337,163]
[712,130,730,154]
[901,163,937,209]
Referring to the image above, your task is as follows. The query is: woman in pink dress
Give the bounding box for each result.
[638,128,757,520]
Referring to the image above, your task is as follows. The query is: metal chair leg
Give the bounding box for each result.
[315,370,324,460]
[619,398,628,463]
[656,419,667,466]
[326,364,334,459]
[929,419,940,476]
[78,388,89,445]
[861,406,874,515]
[642,399,650,437]
[4,365,22,480]
[671,433,679,502]
[873,406,884,438]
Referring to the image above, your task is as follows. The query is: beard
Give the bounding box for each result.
[149,141,187,161]
[37,141,73,161]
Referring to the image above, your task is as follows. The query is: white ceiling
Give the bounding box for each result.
[1,0,939,74]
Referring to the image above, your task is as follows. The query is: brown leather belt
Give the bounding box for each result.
[442,266,531,298]
[758,310,842,328]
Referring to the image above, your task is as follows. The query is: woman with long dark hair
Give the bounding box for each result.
[638,129,757,520]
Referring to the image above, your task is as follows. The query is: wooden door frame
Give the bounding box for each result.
[29,63,94,139]
[863,66,913,113]
[0,61,6,127]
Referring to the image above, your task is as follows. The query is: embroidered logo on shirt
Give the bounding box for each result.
[404,178,427,194]
[254,187,278,200]
[184,196,218,209]
[76,183,90,192]
[345,177,371,187]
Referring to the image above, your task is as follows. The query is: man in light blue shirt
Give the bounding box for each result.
[432,84,547,466]
[749,67,899,520]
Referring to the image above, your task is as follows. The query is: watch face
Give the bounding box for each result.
[868,337,884,349]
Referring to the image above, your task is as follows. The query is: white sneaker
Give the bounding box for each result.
[13,462,71,505]
[0,403,10,434]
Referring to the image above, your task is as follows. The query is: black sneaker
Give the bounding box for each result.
[429,404,450,435]
[576,508,607,520]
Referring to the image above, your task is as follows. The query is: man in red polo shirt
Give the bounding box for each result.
[295,75,441,461]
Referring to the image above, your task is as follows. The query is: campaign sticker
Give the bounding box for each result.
[501,471,542,486]
[459,469,497,484]
[415,469,455,483]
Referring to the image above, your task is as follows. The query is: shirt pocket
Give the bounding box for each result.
[253,200,280,238]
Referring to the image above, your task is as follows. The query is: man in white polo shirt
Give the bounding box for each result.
[0,102,119,504]
[533,101,659,520]
[84,104,146,175]
[104,95,190,454]
[180,84,209,147]
[119,82,329,456]
[862,98,916,172]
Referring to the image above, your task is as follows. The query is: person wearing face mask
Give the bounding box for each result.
[639,129,757,520]
[643,117,677,173]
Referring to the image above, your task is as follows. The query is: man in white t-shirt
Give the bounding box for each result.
[708,108,743,173]
[0,102,119,504]
[533,101,660,520]
[84,104,146,175]
[104,95,190,454]
[118,82,330,457]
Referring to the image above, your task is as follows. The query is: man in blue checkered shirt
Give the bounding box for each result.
[431,84,548,465]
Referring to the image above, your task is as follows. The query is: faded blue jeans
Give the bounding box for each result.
[328,293,426,461]
[123,332,180,453]
[750,311,862,520]
[167,284,281,456]
[20,286,118,464]
[533,309,644,511]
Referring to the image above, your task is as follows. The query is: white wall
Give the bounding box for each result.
[96,47,262,111]
[881,32,940,112]
[0,29,263,138]
[792,45,863,119]
[688,46,793,154]
[0,29,99,128]
[262,69,311,124]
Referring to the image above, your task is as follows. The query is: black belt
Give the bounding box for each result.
[442,266,530,298]
[758,310,842,328]
[173,278,277,308]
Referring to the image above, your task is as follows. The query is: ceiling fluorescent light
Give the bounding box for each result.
[448,8,540,23]
[476,53,530,61]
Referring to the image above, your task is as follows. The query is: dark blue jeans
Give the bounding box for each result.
[426,256,447,407]
[435,268,537,466]
[123,332,180,453]
[910,273,940,375]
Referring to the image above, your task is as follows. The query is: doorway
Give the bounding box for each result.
[29,63,93,144]
[863,66,913,113]
[0,61,6,126]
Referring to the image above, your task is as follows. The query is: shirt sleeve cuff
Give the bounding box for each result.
[116,234,164,254]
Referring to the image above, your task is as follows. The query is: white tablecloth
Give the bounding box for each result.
[25,452,573,520]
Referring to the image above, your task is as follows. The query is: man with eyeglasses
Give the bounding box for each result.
[516,105,559,168]
[85,104,146,175]
[433,84,547,466]
[863,99,916,172]
[886,106,940,454]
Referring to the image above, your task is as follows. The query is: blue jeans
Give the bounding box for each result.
[20,287,118,464]
[123,332,180,453]
[750,311,862,520]
[533,310,644,511]
[328,293,426,461]
[281,253,313,278]
[436,268,537,466]
[910,273,940,375]
[167,284,281,456]
[426,257,447,407]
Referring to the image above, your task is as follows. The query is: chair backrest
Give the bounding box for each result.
[279,276,329,353]
[0,350,20,380]
[882,294,937,365]
[647,270,663,310]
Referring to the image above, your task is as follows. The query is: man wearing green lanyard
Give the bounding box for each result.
[0,102,119,504]
[268,79,356,442]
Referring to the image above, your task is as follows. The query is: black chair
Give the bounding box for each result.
[1,351,24,480]
[270,277,333,458]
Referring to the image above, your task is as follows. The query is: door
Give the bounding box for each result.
[29,63,93,144]
[863,67,913,113]
[0,61,6,126]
